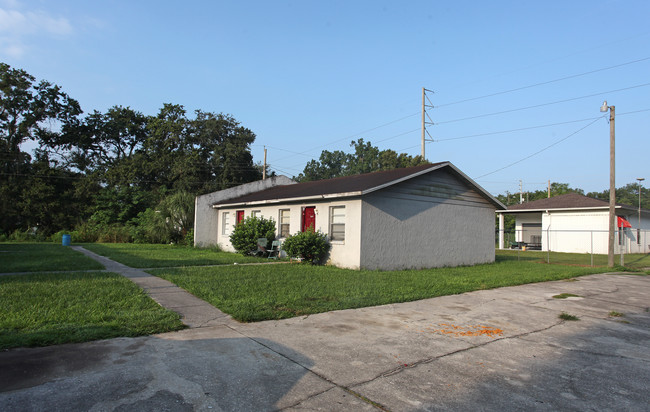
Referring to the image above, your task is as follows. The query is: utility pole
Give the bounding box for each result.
[421,87,434,159]
[421,87,425,159]
[638,177,645,245]
[548,180,551,198]
[263,147,267,180]
[600,101,615,268]
[519,180,523,204]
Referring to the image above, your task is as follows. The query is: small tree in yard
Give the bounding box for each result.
[229,216,276,255]
[282,228,331,264]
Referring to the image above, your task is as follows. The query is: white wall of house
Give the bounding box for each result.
[214,198,364,269]
[193,176,294,247]
[513,209,650,254]
[542,211,608,254]
[359,169,496,270]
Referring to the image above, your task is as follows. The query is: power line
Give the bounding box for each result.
[434,116,602,142]
[435,56,650,108]
[438,31,650,91]
[434,108,650,142]
[260,53,649,166]
[270,112,420,164]
[436,82,650,125]
[474,116,604,180]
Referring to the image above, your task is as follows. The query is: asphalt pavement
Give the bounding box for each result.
[1,251,648,411]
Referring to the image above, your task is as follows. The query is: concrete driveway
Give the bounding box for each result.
[1,273,649,411]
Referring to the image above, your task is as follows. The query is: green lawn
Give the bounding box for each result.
[0,243,105,272]
[498,249,650,269]
[150,255,618,322]
[82,243,269,268]
[0,272,185,350]
[2,243,646,349]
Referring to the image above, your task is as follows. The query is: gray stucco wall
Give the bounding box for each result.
[193,176,295,247]
[359,169,496,270]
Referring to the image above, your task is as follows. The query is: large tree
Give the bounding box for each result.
[0,62,81,171]
[296,138,427,182]
[0,63,82,235]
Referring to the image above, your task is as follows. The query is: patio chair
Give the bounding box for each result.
[254,238,268,256]
[267,240,281,259]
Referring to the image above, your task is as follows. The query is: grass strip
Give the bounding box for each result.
[497,249,650,269]
[150,257,614,322]
[0,243,104,273]
[83,243,268,268]
[0,272,185,350]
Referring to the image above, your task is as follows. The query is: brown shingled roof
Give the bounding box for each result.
[506,192,636,211]
[213,163,446,206]
[508,193,605,210]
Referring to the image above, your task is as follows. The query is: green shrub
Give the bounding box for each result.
[70,221,100,243]
[229,216,276,255]
[63,221,132,243]
[129,208,170,244]
[282,228,331,264]
[49,230,68,244]
[183,228,194,247]
[96,225,132,243]
[7,229,46,242]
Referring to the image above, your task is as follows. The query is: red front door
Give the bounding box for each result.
[302,207,315,232]
[236,210,244,224]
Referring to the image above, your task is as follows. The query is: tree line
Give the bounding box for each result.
[1,63,261,242]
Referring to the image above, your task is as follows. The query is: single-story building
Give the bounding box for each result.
[496,193,650,254]
[194,162,505,270]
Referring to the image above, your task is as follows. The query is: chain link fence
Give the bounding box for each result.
[497,228,650,266]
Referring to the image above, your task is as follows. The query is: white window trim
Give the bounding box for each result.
[329,205,345,243]
[279,209,290,238]
[221,211,230,235]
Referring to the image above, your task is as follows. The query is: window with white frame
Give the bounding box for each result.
[251,210,261,218]
[279,209,290,237]
[221,211,230,235]
[329,206,345,241]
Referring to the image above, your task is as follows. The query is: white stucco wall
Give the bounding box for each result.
[514,209,650,254]
[193,176,294,247]
[214,199,363,269]
[541,211,608,254]
[358,170,496,270]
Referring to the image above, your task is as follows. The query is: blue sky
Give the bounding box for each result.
[2,0,648,196]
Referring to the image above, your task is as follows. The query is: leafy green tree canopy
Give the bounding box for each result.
[1,62,81,172]
[296,138,427,182]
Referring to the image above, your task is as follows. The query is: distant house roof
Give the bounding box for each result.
[213,162,505,209]
[501,193,641,213]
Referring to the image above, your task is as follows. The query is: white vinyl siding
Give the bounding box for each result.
[329,206,345,241]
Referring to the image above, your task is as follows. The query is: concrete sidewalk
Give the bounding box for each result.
[1,267,648,411]
[71,246,235,328]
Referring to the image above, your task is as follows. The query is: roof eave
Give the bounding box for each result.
[359,162,450,196]
[448,164,506,210]
[212,191,363,208]
[497,205,633,213]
